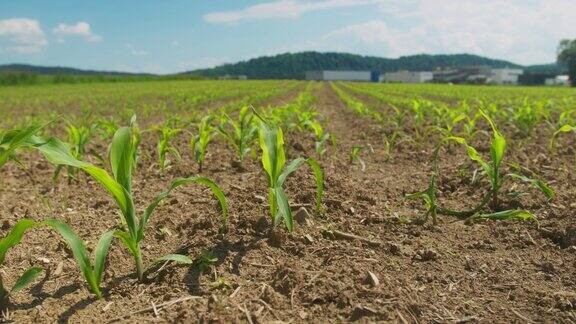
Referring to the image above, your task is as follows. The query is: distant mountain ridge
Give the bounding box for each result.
[0,64,152,76]
[1,52,562,79]
[185,52,561,79]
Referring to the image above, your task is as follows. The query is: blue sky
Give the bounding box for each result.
[0,0,574,74]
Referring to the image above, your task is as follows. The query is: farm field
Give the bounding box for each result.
[1,80,576,322]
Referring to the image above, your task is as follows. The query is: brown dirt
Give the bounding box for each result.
[0,82,575,323]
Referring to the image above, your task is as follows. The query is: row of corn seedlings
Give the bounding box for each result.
[334,82,568,224]
[0,86,327,306]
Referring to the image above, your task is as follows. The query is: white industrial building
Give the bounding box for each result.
[305,70,373,82]
[381,71,433,83]
[545,75,570,86]
[490,68,523,84]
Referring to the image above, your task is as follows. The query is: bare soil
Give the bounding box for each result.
[0,82,575,323]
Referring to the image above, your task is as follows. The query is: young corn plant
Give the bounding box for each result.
[550,124,576,151]
[411,99,430,141]
[44,220,114,298]
[54,121,94,182]
[195,250,217,273]
[304,119,330,157]
[127,115,142,170]
[95,117,119,140]
[438,111,553,216]
[432,112,466,140]
[551,111,575,131]
[155,124,182,172]
[380,105,409,157]
[349,145,365,171]
[463,112,481,141]
[217,106,258,166]
[0,124,45,168]
[35,126,228,282]
[254,111,324,232]
[190,115,215,172]
[0,219,43,308]
[406,175,438,225]
[511,99,544,137]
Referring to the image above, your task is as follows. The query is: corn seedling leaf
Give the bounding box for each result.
[307,158,324,214]
[152,254,193,266]
[0,124,45,168]
[446,136,491,175]
[274,186,293,231]
[138,176,228,240]
[109,127,134,193]
[34,137,133,225]
[550,124,576,151]
[145,253,194,275]
[44,219,110,298]
[507,173,555,200]
[277,158,305,187]
[93,230,115,285]
[113,230,138,256]
[473,210,535,221]
[0,219,40,264]
[258,121,286,186]
[10,267,43,294]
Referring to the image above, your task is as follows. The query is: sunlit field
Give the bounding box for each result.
[1,80,576,322]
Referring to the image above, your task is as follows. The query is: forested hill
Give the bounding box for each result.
[0,64,151,76]
[1,52,561,80]
[186,52,528,79]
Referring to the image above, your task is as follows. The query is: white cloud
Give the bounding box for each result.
[323,20,427,55]
[271,20,425,56]
[0,18,47,53]
[204,0,380,24]
[296,0,576,64]
[53,22,102,42]
[394,0,571,63]
[124,43,147,56]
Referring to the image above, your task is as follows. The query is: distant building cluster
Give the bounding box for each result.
[380,71,433,83]
[545,75,570,86]
[304,67,570,86]
[304,70,379,82]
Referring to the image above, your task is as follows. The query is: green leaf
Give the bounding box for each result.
[0,124,45,168]
[480,110,506,169]
[490,132,506,169]
[474,209,536,221]
[109,127,134,193]
[11,267,43,293]
[44,219,103,298]
[152,253,193,265]
[187,177,228,230]
[93,230,115,285]
[446,136,490,175]
[0,219,40,265]
[275,186,293,232]
[550,124,576,151]
[507,173,555,200]
[307,158,324,214]
[258,122,286,187]
[34,137,131,219]
[137,176,228,241]
[113,230,138,256]
[144,253,194,275]
[277,158,305,187]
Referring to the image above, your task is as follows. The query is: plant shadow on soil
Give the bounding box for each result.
[7,273,89,323]
[184,235,264,295]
